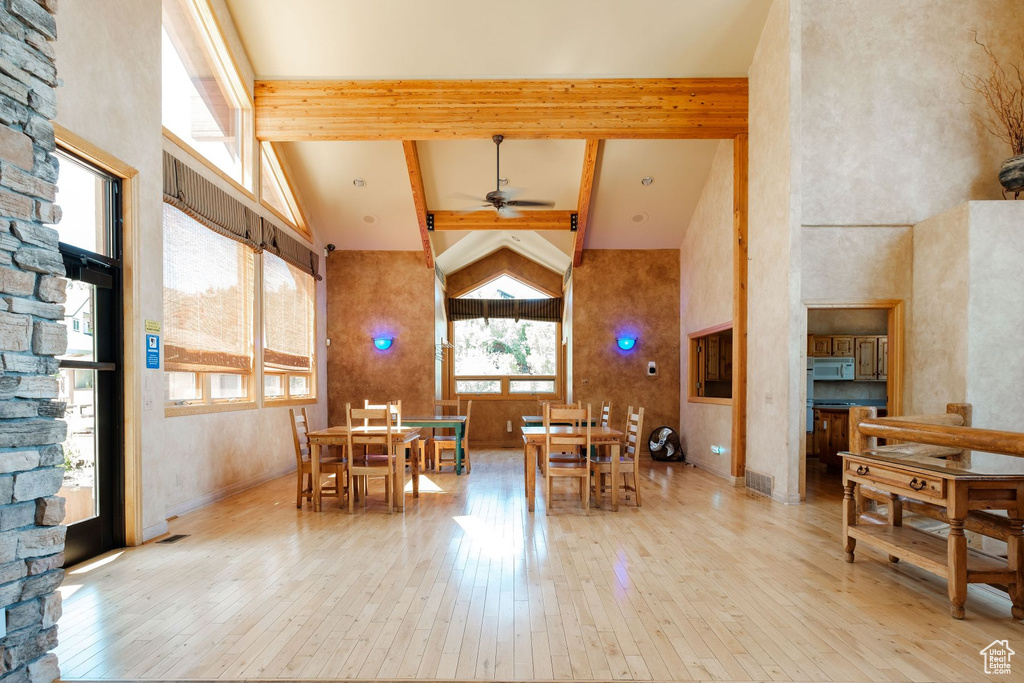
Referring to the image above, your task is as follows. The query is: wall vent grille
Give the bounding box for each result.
[563,264,572,285]
[157,534,190,544]
[434,263,446,288]
[745,469,774,498]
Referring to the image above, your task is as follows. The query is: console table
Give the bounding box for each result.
[843,405,1024,620]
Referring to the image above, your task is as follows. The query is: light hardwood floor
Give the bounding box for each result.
[57,450,1015,682]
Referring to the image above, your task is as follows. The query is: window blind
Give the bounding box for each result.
[448,297,562,323]
[163,203,254,373]
[263,251,314,372]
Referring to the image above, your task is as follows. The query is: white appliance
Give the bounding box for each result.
[812,357,855,381]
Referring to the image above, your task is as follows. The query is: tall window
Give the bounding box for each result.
[163,203,255,405]
[263,252,316,401]
[162,0,251,187]
[453,275,559,397]
[260,142,309,238]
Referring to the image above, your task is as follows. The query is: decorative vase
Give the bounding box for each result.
[999,154,1024,194]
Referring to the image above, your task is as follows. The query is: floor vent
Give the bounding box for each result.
[157,534,189,544]
[745,469,774,498]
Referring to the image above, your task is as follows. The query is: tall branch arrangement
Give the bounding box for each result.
[961,34,1024,156]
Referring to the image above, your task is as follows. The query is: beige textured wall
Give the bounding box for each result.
[446,248,563,297]
[573,250,680,449]
[907,206,970,418]
[679,140,734,479]
[909,202,1024,433]
[56,0,330,537]
[746,0,803,503]
[801,0,1024,226]
[801,227,913,302]
[326,251,435,425]
[966,202,1024,432]
[807,309,887,336]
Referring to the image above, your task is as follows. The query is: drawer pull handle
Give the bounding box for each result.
[909,478,926,491]
[855,465,869,476]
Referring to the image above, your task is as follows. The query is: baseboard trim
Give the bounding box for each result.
[164,463,296,520]
[690,458,743,485]
[141,520,169,543]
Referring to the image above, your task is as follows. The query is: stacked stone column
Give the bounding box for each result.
[0,1,65,682]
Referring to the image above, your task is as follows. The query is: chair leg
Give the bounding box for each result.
[582,472,589,515]
[348,473,356,514]
[633,468,642,507]
[296,471,303,509]
[546,473,553,516]
[465,444,471,473]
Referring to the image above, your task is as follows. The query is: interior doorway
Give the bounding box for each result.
[54,150,125,566]
[801,300,904,502]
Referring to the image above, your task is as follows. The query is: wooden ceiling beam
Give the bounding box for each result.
[401,140,434,268]
[572,139,601,267]
[429,210,575,232]
[255,78,748,141]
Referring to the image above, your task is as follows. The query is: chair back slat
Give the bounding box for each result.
[600,401,612,428]
[544,403,592,452]
[290,407,310,467]
[435,397,461,416]
[347,403,395,451]
[624,406,645,459]
[364,399,402,427]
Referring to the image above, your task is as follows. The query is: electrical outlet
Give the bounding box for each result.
[581,378,589,385]
[143,393,154,411]
[506,420,512,432]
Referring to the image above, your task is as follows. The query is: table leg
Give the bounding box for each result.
[395,443,405,511]
[610,442,619,512]
[1008,517,1023,620]
[842,478,856,563]
[412,440,420,499]
[312,442,322,512]
[455,423,464,475]
[527,444,536,513]
[948,518,967,619]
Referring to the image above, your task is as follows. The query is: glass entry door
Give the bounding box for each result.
[53,150,124,567]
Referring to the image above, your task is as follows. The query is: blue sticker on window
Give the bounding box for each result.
[146,334,160,369]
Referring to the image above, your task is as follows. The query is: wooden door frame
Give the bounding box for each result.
[800,299,906,501]
[55,124,143,547]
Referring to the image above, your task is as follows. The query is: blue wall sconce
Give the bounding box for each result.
[616,337,637,351]
[373,337,394,351]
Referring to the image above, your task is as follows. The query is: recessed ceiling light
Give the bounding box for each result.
[630,211,649,225]
[499,177,510,187]
[362,214,379,225]
[641,176,654,186]
[353,178,366,188]
[510,235,521,242]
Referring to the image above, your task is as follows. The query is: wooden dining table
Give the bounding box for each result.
[306,425,422,512]
[521,425,625,512]
[402,414,468,474]
[521,415,599,428]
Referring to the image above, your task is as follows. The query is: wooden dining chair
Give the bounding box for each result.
[544,403,591,515]
[433,400,472,473]
[427,397,461,469]
[291,407,346,509]
[590,405,645,508]
[345,402,399,513]
[364,399,421,469]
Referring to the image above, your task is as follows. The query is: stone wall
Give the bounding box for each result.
[0,1,65,682]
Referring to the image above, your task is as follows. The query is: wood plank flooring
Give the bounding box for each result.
[56,450,1016,682]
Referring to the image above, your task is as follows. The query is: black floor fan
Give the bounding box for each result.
[648,426,686,463]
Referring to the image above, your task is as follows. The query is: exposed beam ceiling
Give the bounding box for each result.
[429,211,575,232]
[401,140,433,267]
[254,78,748,141]
[573,140,601,267]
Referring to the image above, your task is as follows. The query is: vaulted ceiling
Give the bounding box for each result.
[224,0,772,275]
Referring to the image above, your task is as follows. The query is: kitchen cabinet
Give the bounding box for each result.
[720,337,733,380]
[853,335,887,381]
[832,336,854,357]
[813,406,887,469]
[706,335,720,381]
[810,335,833,357]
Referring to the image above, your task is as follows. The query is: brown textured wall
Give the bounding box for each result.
[327,251,435,425]
[467,399,539,447]
[573,250,681,446]
[446,248,563,297]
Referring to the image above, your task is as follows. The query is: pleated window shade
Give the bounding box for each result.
[162,203,254,374]
[263,251,314,372]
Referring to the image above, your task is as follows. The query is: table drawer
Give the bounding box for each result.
[845,460,945,499]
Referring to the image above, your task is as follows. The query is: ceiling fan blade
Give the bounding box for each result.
[506,199,556,208]
[454,204,492,213]
[497,205,522,219]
